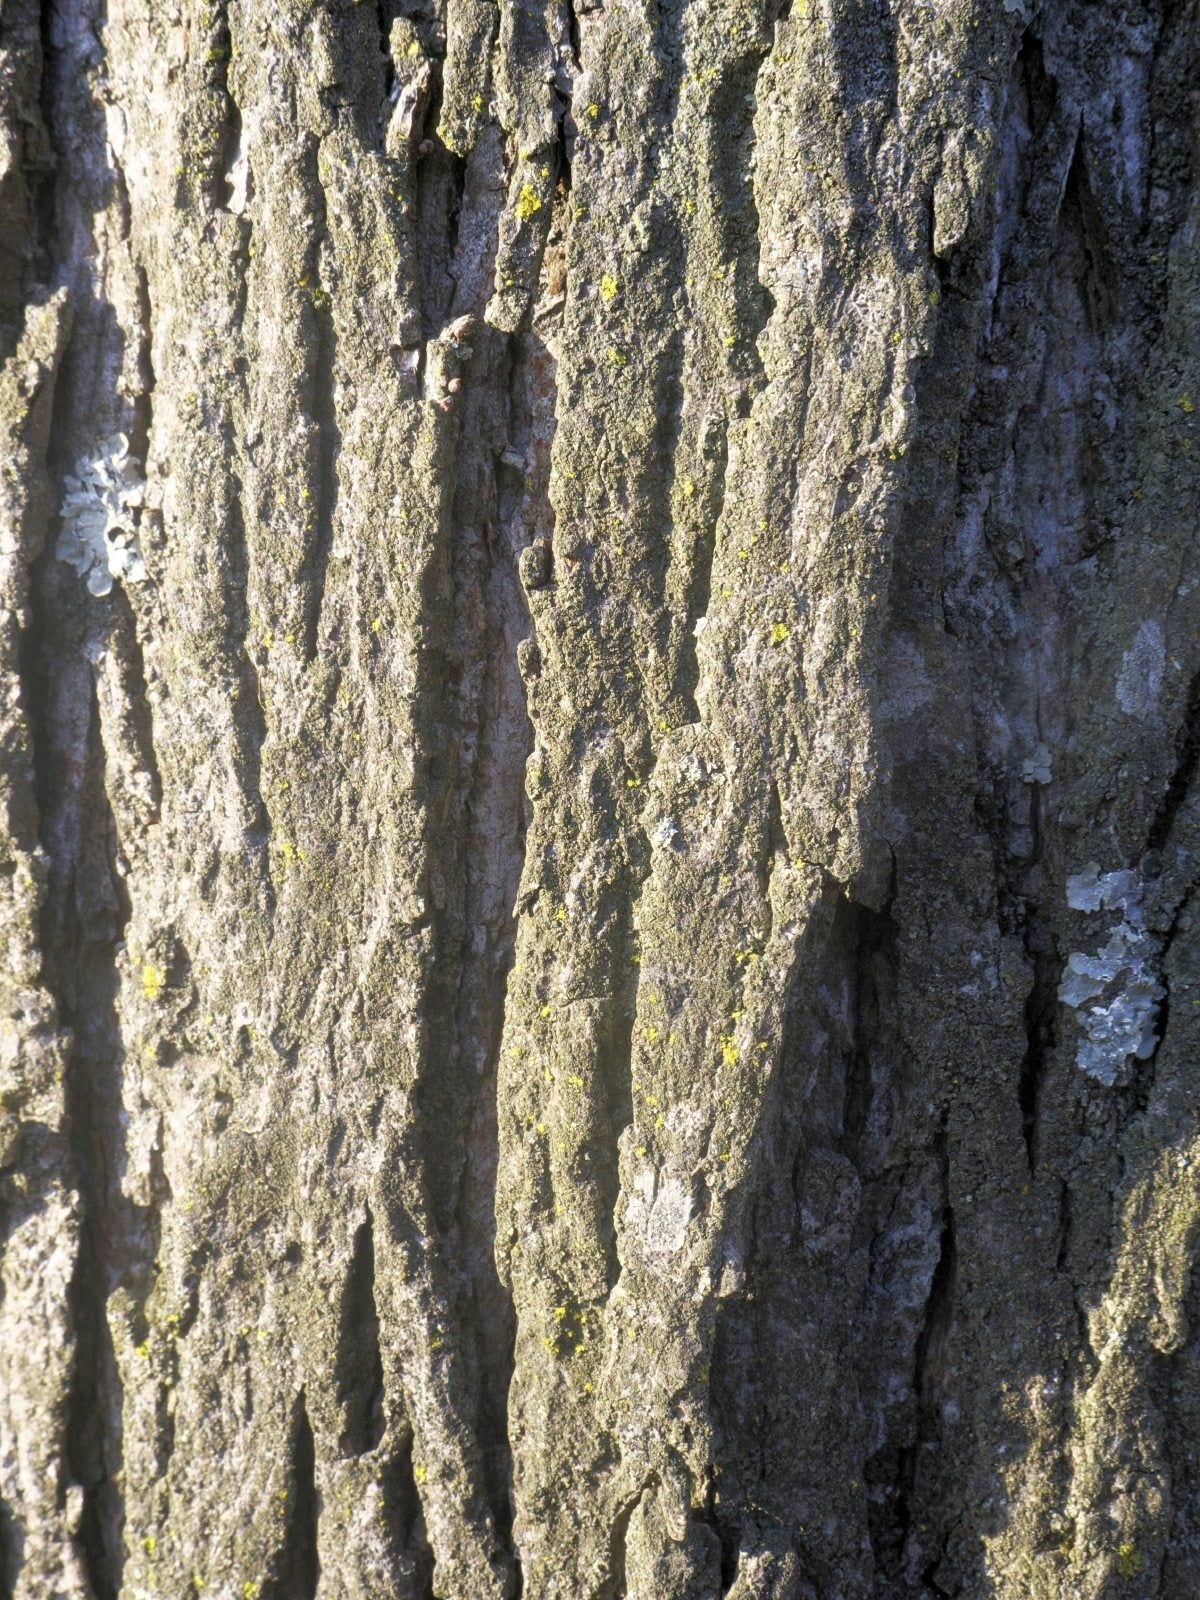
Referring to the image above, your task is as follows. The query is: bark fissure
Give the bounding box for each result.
[1147,662,1200,857]
[301,150,341,666]
[336,1210,386,1458]
[47,680,133,1600]
[267,1394,319,1600]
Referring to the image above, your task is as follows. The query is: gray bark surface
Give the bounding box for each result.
[1,0,1199,1595]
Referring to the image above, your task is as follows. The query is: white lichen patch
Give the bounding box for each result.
[653,816,681,850]
[644,1175,693,1256]
[879,637,934,723]
[56,434,148,596]
[1020,742,1053,785]
[1060,863,1163,1085]
[224,125,252,216]
[1116,620,1165,720]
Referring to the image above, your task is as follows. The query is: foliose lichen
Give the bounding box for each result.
[1060,864,1163,1086]
[56,433,148,596]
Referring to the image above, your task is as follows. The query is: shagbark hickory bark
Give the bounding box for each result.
[1,0,1199,1595]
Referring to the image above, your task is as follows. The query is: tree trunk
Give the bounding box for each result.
[2,0,1199,1595]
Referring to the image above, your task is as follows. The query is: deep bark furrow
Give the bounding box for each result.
[301,150,341,666]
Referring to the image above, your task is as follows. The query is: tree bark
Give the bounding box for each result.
[2,0,1199,1595]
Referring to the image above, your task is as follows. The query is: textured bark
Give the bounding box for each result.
[1,0,1199,1595]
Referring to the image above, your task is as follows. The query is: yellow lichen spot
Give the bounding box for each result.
[568,1073,584,1087]
[771,622,791,645]
[644,1093,659,1108]
[414,1465,428,1484]
[242,1584,261,1600]
[607,348,628,367]
[407,39,421,55]
[645,1025,660,1043]
[719,1150,731,1162]
[539,1004,553,1019]
[1181,392,1196,415]
[535,1121,547,1135]
[601,272,619,301]
[720,1035,739,1067]
[141,964,165,1002]
[517,184,544,221]
[587,102,600,119]
[637,1144,648,1155]
[554,1306,567,1320]
[143,1537,158,1558]
[1116,1543,1142,1579]
[472,93,485,112]
[681,477,697,498]
[554,906,567,923]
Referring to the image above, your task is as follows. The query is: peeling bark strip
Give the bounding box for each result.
[1,0,1199,1595]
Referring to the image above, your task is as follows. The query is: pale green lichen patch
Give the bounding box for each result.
[1061,864,1163,1085]
[56,434,149,594]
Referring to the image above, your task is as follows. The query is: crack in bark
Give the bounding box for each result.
[300,147,341,666]
[266,1392,320,1600]
[1147,662,1200,858]
[382,1427,436,1600]
[895,1146,956,1591]
[336,1209,386,1458]
[49,686,133,1600]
